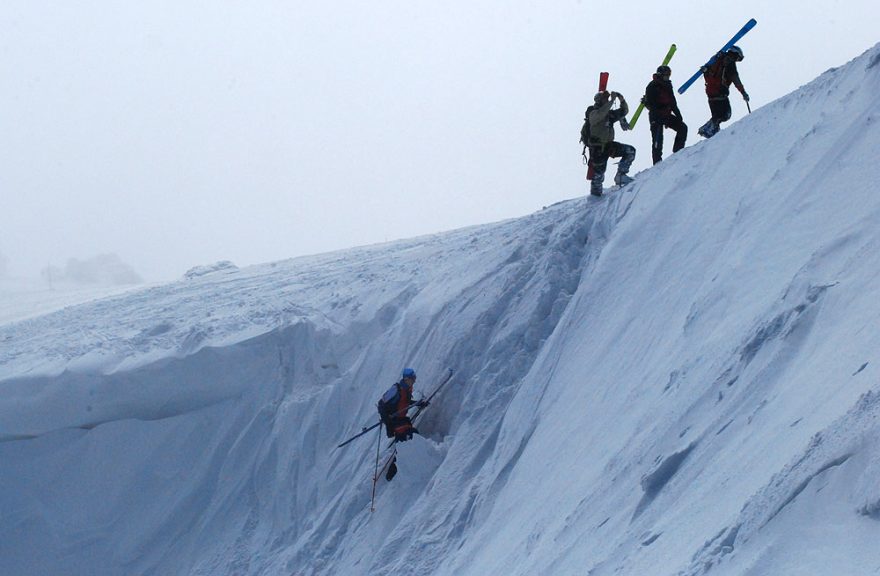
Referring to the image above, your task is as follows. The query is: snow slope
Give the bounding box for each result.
[2,44,880,576]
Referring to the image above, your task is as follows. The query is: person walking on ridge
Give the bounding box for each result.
[698,45,750,138]
[587,91,636,197]
[644,65,687,163]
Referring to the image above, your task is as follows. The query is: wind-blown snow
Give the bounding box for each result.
[2,44,880,576]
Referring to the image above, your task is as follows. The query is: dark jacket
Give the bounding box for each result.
[645,75,681,121]
[703,53,745,99]
[378,380,416,438]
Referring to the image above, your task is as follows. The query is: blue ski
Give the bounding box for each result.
[678,18,757,94]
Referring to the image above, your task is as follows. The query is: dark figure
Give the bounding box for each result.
[698,45,750,138]
[644,65,687,164]
[377,367,427,481]
[587,91,636,196]
[377,368,424,441]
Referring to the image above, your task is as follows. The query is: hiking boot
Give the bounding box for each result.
[698,120,719,138]
[706,122,720,138]
[385,458,398,481]
[614,172,634,186]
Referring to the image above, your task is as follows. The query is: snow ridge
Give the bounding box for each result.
[2,42,880,576]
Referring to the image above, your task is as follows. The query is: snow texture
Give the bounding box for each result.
[2,43,880,576]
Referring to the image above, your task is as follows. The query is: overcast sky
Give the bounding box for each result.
[1,1,877,282]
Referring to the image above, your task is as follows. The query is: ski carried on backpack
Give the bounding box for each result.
[370,368,455,511]
[677,19,757,94]
[337,400,421,449]
[338,421,382,449]
[628,44,677,129]
[585,72,610,180]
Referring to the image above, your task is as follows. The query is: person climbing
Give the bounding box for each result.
[376,367,428,481]
[587,91,636,197]
[698,45,750,138]
[377,368,426,442]
[644,65,687,164]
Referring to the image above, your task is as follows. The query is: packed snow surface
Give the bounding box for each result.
[2,44,880,576]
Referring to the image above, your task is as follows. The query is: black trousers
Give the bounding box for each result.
[708,97,732,124]
[650,114,687,164]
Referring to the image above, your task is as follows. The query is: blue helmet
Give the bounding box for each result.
[402,368,417,380]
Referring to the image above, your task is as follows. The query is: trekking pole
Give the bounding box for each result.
[746,101,752,114]
[370,423,382,512]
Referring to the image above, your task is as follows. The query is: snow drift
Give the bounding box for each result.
[2,44,880,576]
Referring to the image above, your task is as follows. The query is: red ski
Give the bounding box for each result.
[587,72,610,180]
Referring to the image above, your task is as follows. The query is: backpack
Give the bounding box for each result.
[580,106,594,145]
[703,55,729,96]
[580,105,595,160]
[377,383,402,419]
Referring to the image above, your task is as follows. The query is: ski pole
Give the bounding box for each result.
[370,423,382,512]
[337,394,433,449]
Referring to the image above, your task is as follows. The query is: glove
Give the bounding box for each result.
[619,118,631,131]
[742,91,750,102]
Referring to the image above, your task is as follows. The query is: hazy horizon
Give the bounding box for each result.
[2,1,877,282]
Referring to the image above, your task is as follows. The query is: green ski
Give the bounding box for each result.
[628,44,677,129]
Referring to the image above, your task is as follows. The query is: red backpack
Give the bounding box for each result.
[703,57,727,97]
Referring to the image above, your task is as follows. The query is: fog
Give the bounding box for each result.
[1,1,876,281]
